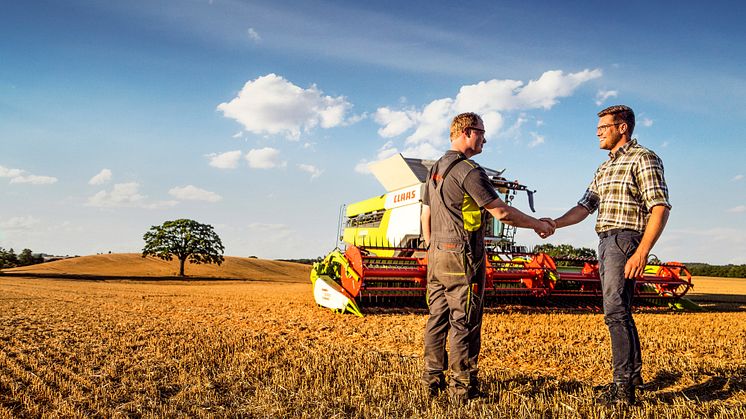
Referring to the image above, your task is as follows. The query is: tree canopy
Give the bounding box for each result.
[0,247,44,269]
[142,219,224,277]
[532,243,597,260]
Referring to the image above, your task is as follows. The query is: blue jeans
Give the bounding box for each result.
[598,230,643,384]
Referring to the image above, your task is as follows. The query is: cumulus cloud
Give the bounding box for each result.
[732,174,744,181]
[245,147,286,169]
[247,27,261,42]
[86,182,177,209]
[371,69,601,159]
[374,107,417,138]
[207,150,242,169]
[0,216,40,231]
[217,73,354,139]
[89,169,112,185]
[727,205,746,213]
[641,117,653,127]
[595,89,618,106]
[0,165,57,185]
[169,185,222,202]
[298,164,323,180]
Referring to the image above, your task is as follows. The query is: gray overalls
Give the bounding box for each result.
[421,151,492,398]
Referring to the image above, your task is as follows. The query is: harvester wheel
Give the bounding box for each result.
[654,263,693,298]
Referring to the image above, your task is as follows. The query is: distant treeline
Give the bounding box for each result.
[0,247,44,269]
[684,263,746,278]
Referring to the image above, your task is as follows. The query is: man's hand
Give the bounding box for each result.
[535,218,555,238]
[624,249,648,279]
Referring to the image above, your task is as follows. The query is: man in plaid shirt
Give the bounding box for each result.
[549,105,671,406]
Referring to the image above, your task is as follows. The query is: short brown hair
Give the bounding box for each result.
[598,105,635,136]
[450,112,482,140]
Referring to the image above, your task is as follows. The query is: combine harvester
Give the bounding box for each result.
[310,154,694,316]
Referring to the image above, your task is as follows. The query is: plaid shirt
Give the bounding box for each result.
[578,139,671,233]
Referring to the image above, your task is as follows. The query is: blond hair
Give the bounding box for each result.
[450,112,482,141]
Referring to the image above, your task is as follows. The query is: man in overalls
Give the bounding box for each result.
[420,112,555,403]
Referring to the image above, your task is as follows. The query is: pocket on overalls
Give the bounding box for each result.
[433,241,466,277]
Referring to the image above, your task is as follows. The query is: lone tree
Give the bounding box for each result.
[142,219,225,277]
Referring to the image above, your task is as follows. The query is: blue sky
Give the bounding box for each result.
[1,0,745,264]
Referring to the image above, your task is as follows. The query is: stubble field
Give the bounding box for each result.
[1,256,745,418]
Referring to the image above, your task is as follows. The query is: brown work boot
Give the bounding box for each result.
[596,383,637,406]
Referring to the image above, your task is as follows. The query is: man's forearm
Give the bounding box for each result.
[636,205,670,256]
[420,206,431,245]
[554,205,591,228]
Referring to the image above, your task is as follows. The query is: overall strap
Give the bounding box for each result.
[433,154,468,229]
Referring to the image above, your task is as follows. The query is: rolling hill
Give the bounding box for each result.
[0,253,311,282]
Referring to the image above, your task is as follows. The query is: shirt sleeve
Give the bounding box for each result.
[577,175,600,213]
[463,167,499,207]
[636,152,671,210]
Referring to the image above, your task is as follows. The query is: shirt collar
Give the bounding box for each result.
[608,138,638,160]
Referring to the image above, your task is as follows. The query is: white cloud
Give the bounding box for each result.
[9,175,58,185]
[528,132,545,148]
[247,27,261,42]
[595,89,618,106]
[727,205,746,213]
[169,185,222,202]
[661,141,670,148]
[86,182,178,209]
[207,150,242,169]
[298,164,323,180]
[0,216,40,231]
[0,166,23,178]
[217,73,354,139]
[87,182,145,208]
[515,69,602,109]
[374,107,417,138]
[372,69,601,159]
[245,147,286,169]
[89,169,112,185]
[354,160,372,174]
[732,174,744,181]
[0,164,57,185]
[232,131,243,138]
[641,117,654,127]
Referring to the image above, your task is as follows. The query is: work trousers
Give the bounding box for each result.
[598,230,643,384]
[422,240,485,397]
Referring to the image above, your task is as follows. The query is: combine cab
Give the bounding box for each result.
[310,154,693,316]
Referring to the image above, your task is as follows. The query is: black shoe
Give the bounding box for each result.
[425,381,447,398]
[467,387,487,400]
[596,383,636,406]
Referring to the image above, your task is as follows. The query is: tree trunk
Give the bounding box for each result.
[179,257,186,277]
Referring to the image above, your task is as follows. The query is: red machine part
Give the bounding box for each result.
[552,260,693,300]
[340,246,427,300]
[485,252,558,298]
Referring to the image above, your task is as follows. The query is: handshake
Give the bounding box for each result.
[534,217,557,239]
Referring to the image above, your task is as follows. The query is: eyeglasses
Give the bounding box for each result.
[597,122,622,132]
[466,127,485,135]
